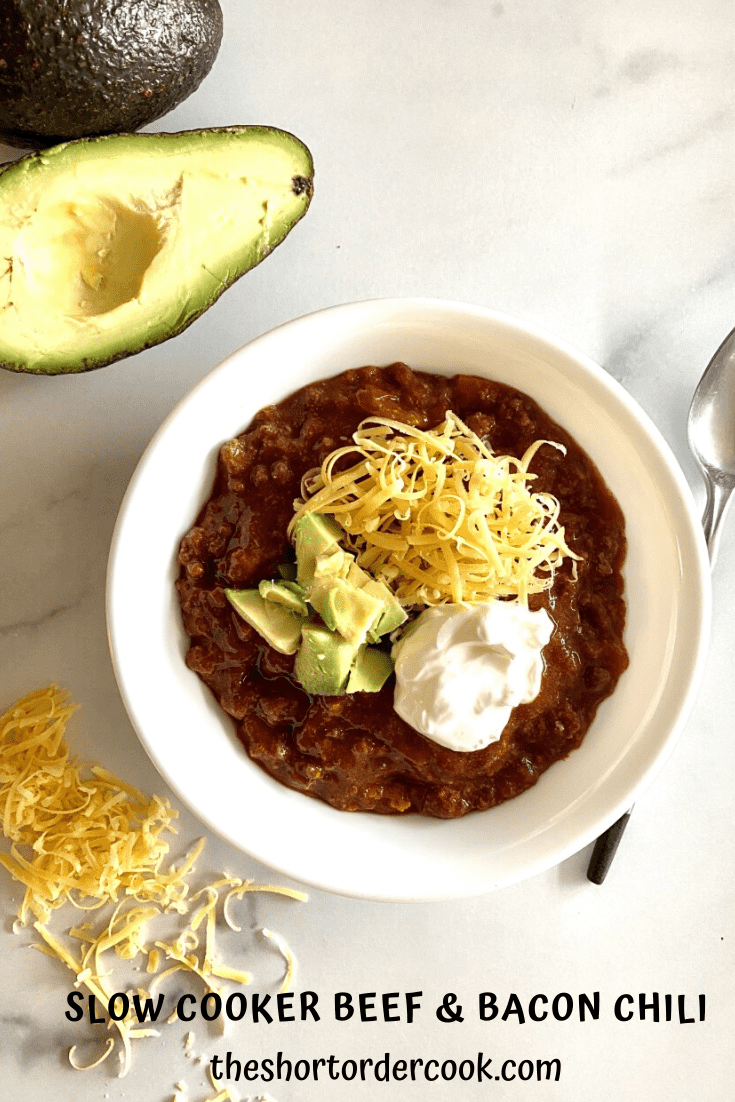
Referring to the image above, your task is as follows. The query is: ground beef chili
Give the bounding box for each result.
[176,363,628,818]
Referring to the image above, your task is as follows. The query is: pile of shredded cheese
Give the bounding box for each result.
[0,685,307,1079]
[0,685,193,925]
[290,411,579,606]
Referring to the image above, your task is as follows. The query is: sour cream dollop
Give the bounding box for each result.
[391,601,554,752]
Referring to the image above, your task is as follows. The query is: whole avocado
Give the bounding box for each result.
[0,0,223,150]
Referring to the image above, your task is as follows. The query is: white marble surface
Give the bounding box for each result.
[1,1,733,1099]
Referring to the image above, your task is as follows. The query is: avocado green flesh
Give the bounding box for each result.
[295,625,358,696]
[346,646,395,693]
[258,579,309,617]
[311,576,385,649]
[224,588,304,656]
[293,513,345,586]
[345,561,408,639]
[0,127,313,374]
[227,512,403,693]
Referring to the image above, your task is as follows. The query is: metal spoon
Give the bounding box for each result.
[688,325,735,564]
[586,325,735,884]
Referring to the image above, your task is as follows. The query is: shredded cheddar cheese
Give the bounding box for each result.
[0,685,308,1079]
[0,685,191,925]
[223,879,308,932]
[290,411,579,606]
[262,926,297,994]
[206,1062,242,1102]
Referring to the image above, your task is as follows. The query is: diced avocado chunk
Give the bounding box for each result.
[346,646,394,693]
[293,513,345,585]
[282,580,309,598]
[308,575,385,648]
[345,561,407,639]
[294,624,358,696]
[258,579,308,617]
[277,561,298,582]
[313,545,352,579]
[318,577,386,648]
[225,588,303,655]
[364,581,407,639]
[307,576,331,621]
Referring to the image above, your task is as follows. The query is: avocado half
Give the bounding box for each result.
[0,0,223,150]
[0,127,314,374]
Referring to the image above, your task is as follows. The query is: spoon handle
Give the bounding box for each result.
[586,809,633,884]
[701,476,734,567]
[587,472,728,884]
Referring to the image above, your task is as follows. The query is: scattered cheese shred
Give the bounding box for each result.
[69,1036,115,1071]
[290,411,580,606]
[223,880,309,933]
[32,918,159,1078]
[262,926,297,994]
[208,1062,242,1101]
[0,685,308,1080]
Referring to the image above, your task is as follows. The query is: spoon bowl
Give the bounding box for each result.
[687,325,735,564]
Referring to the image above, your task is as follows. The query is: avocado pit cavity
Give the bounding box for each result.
[14,195,166,319]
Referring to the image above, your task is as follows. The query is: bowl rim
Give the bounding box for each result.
[107,296,712,900]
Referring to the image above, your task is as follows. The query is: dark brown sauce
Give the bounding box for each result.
[176,363,628,818]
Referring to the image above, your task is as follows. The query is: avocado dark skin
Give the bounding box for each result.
[0,0,223,150]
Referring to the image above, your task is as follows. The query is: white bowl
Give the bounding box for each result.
[107,298,711,901]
